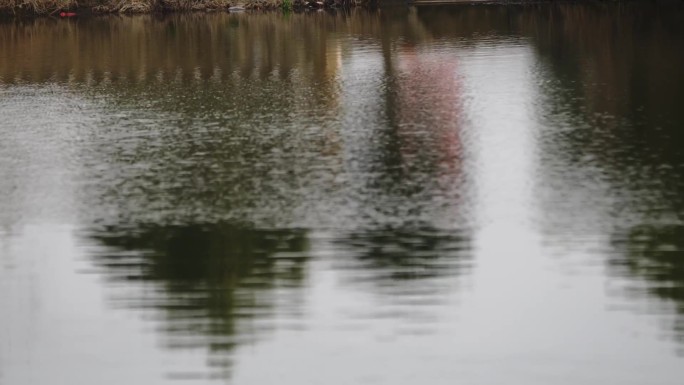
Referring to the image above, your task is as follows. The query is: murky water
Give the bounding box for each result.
[1,3,684,384]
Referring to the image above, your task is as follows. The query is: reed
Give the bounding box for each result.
[0,0,235,14]
[93,0,234,12]
[0,0,367,15]
[0,0,76,14]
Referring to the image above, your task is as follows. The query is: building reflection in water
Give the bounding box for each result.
[394,44,464,199]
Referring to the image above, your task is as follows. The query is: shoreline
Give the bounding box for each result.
[0,0,372,16]
[0,0,587,17]
[0,0,667,18]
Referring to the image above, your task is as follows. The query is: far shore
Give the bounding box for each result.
[2,0,659,19]
[1,0,373,16]
[0,0,597,17]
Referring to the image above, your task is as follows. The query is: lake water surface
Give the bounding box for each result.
[1,3,684,384]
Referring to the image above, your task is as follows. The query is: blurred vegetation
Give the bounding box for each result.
[0,0,368,14]
[0,0,234,14]
[0,0,74,14]
[90,224,310,377]
[612,225,684,351]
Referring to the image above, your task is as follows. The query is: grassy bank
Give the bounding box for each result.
[0,0,366,15]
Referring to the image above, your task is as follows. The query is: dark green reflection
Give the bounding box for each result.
[522,2,684,352]
[89,224,310,378]
[87,224,472,377]
[528,1,684,211]
[334,227,471,285]
[612,225,684,349]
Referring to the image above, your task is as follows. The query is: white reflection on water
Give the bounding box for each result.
[0,226,214,385]
[227,44,684,385]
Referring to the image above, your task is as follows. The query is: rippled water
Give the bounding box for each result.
[1,3,684,384]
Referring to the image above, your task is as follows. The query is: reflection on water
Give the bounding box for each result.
[2,3,684,384]
[90,225,310,379]
[85,225,471,378]
[333,228,470,284]
[611,225,684,352]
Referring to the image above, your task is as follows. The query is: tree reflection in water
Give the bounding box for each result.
[611,225,684,352]
[2,3,684,382]
[331,228,472,328]
[88,224,310,379]
[86,223,472,378]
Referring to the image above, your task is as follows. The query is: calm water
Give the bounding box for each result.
[1,3,684,384]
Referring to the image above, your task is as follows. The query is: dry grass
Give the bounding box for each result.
[0,0,233,14]
[91,0,233,12]
[243,0,363,10]
[175,0,233,11]
[243,0,280,9]
[0,0,76,14]
[114,0,156,12]
[0,0,365,15]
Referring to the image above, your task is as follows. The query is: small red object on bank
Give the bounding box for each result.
[59,12,77,17]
